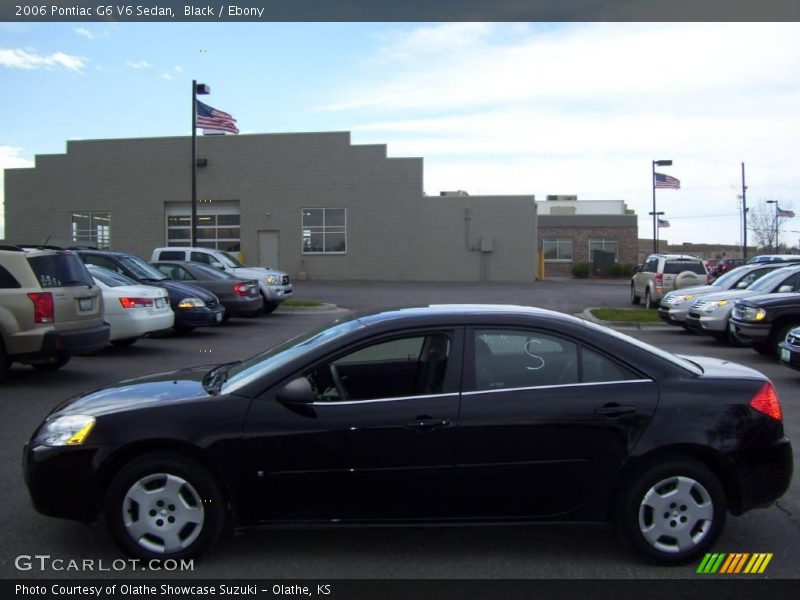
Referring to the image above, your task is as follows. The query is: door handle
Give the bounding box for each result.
[595,405,638,417]
[406,418,451,431]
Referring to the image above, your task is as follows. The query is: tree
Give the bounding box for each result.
[748,200,795,252]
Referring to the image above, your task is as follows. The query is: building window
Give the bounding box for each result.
[302,208,346,254]
[165,207,240,252]
[542,238,573,261]
[71,212,111,249]
[588,239,619,262]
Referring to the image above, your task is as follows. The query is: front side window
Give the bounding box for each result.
[306,333,452,402]
[302,208,346,254]
[543,238,573,262]
[71,212,110,249]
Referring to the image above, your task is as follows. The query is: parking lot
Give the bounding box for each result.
[2,279,798,579]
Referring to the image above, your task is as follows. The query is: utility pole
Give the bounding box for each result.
[741,162,748,259]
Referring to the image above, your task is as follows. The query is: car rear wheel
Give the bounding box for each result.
[262,300,279,314]
[105,454,226,560]
[0,339,10,381]
[618,458,726,565]
[644,289,656,309]
[31,353,70,371]
[631,285,641,305]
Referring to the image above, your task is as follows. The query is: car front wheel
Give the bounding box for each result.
[617,458,726,565]
[105,454,226,560]
[631,285,641,305]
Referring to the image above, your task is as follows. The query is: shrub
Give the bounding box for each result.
[572,262,590,278]
[607,262,624,277]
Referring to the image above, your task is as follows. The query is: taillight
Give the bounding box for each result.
[750,382,782,421]
[28,292,54,324]
[655,273,663,290]
[119,297,154,309]
[233,283,249,297]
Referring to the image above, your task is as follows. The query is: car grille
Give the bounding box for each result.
[787,332,800,347]
[282,275,290,285]
[691,299,708,310]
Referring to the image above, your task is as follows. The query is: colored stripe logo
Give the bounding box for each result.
[697,553,773,574]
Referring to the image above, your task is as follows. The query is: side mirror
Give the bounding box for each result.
[211,261,225,269]
[736,281,748,289]
[276,376,316,405]
[778,285,793,293]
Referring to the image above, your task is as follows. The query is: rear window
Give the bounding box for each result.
[158,250,187,261]
[664,261,705,275]
[27,253,93,288]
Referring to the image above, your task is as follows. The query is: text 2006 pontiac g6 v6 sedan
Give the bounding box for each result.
[23,305,792,564]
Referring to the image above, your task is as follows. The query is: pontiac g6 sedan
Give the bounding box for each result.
[23,305,792,564]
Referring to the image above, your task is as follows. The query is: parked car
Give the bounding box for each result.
[631,254,708,308]
[23,305,792,565]
[711,257,746,277]
[704,259,719,273]
[685,264,800,343]
[746,254,800,265]
[0,247,109,379]
[778,326,800,370]
[730,292,800,356]
[151,247,292,314]
[658,263,784,327]
[86,265,174,346]
[152,261,263,319]
[75,250,224,333]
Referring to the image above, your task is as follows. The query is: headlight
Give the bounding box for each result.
[671,294,694,305]
[738,307,767,321]
[701,299,728,313]
[35,415,95,447]
[265,275,279,285]
[177,297,205,308]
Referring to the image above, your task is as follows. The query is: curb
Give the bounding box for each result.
[275,303,349,314]
[578,308,669,330]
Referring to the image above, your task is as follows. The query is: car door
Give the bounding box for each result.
[243,328,463,522]
[453,327,658,519]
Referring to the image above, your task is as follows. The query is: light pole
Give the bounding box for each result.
[652,159,673,255]
[767,200,778,252]
[191,80,211,247]
[649,211,665,253]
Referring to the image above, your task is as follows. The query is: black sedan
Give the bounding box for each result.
[23,305,792,564]
[76,250,225,332]
[152,261,263,318]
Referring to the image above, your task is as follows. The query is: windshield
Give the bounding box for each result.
[221,318,365,394]
[746,267,797,292]
[87,265,138,287]
[218,252,245,268]
[27,253,93,288]
[118,255,167,281]
[713,265,750,288]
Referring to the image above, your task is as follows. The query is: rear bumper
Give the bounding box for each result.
[223,295,265,317]
[730,436,793,515]
[11,324,110,361]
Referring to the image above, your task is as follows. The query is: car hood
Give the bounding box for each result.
[232,266,287,278]
[49,366,214,418]
[695,289,759,303]
[665,284,720,298]
[679,355,766,381]
[736,292,800,309]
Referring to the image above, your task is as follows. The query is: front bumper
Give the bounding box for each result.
[261,283,293,303]
[657,305,690,325]
[174,305,226,328]
[685,311,728,333]
[730,319,772,344]
[778,340,800,370]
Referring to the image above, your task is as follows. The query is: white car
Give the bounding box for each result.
[87,265,174,346]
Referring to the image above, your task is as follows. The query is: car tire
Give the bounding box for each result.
[631,285,641,305]
[753,342,774,355]
[31,353,70,371]
[262,299,279,314]
[105,453,227,561]
[644,289,656,309]
[0,338,10,381]
[110,338,138,348]
[617,458,726,565]
[173,326,196,334]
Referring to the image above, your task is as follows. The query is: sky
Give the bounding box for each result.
[1,21,799,247]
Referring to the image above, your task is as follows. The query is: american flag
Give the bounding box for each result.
[654,172,680,189]
[196,100,239,134]
[658,218,670,228]
[777,208,796,218]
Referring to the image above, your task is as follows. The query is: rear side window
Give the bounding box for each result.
[158,251,186,261]
[664,261,705,275]
[190,252,214,265]
[0,265,21,288]
[27,254,93,288]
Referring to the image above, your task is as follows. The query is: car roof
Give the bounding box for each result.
[355,304,585,327]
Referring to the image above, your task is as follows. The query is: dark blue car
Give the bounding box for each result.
[76,250,225,332]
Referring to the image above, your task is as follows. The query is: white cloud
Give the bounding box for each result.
[159,72,174,80]
[74,27,94,39]
[174,65,183,72]
[0,146,35,238]
[0,48,87,71]
[126,60,153,69]
[329,23,800,245]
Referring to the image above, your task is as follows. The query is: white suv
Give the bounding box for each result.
[150,247,292,313]
[631,254,708,308]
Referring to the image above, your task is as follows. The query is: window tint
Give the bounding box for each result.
[87,265,137,287]
[0,265,20,288]
[82,254,123,273]
[191,251,213,265]
[474,330,578,391]
[307,334,451,402]
[27,253,93,288]
[664,261,705,275]
[581,347,638,383]
[158,251,186,261]
[643,259,658,273]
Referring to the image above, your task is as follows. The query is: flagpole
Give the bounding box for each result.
[191,79,198,247]
[652,161,657,255]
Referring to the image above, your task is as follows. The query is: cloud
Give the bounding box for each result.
[74,27,95,39]
[126,60,153,69]
[0,146,35,238]
[0,48,87,71]
[174,65,183,72]
[159,72,174,80]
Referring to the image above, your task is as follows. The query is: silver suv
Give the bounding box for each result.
[0,247,109,379]
[631,254,708,308]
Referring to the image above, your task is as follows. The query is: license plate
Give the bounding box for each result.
[216,312,223,323]
[155,298,165,308]
[780,347,791,363]
[79,298,93,311]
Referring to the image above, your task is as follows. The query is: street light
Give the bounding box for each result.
[652,159,673,255]
[649,211,665,253]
